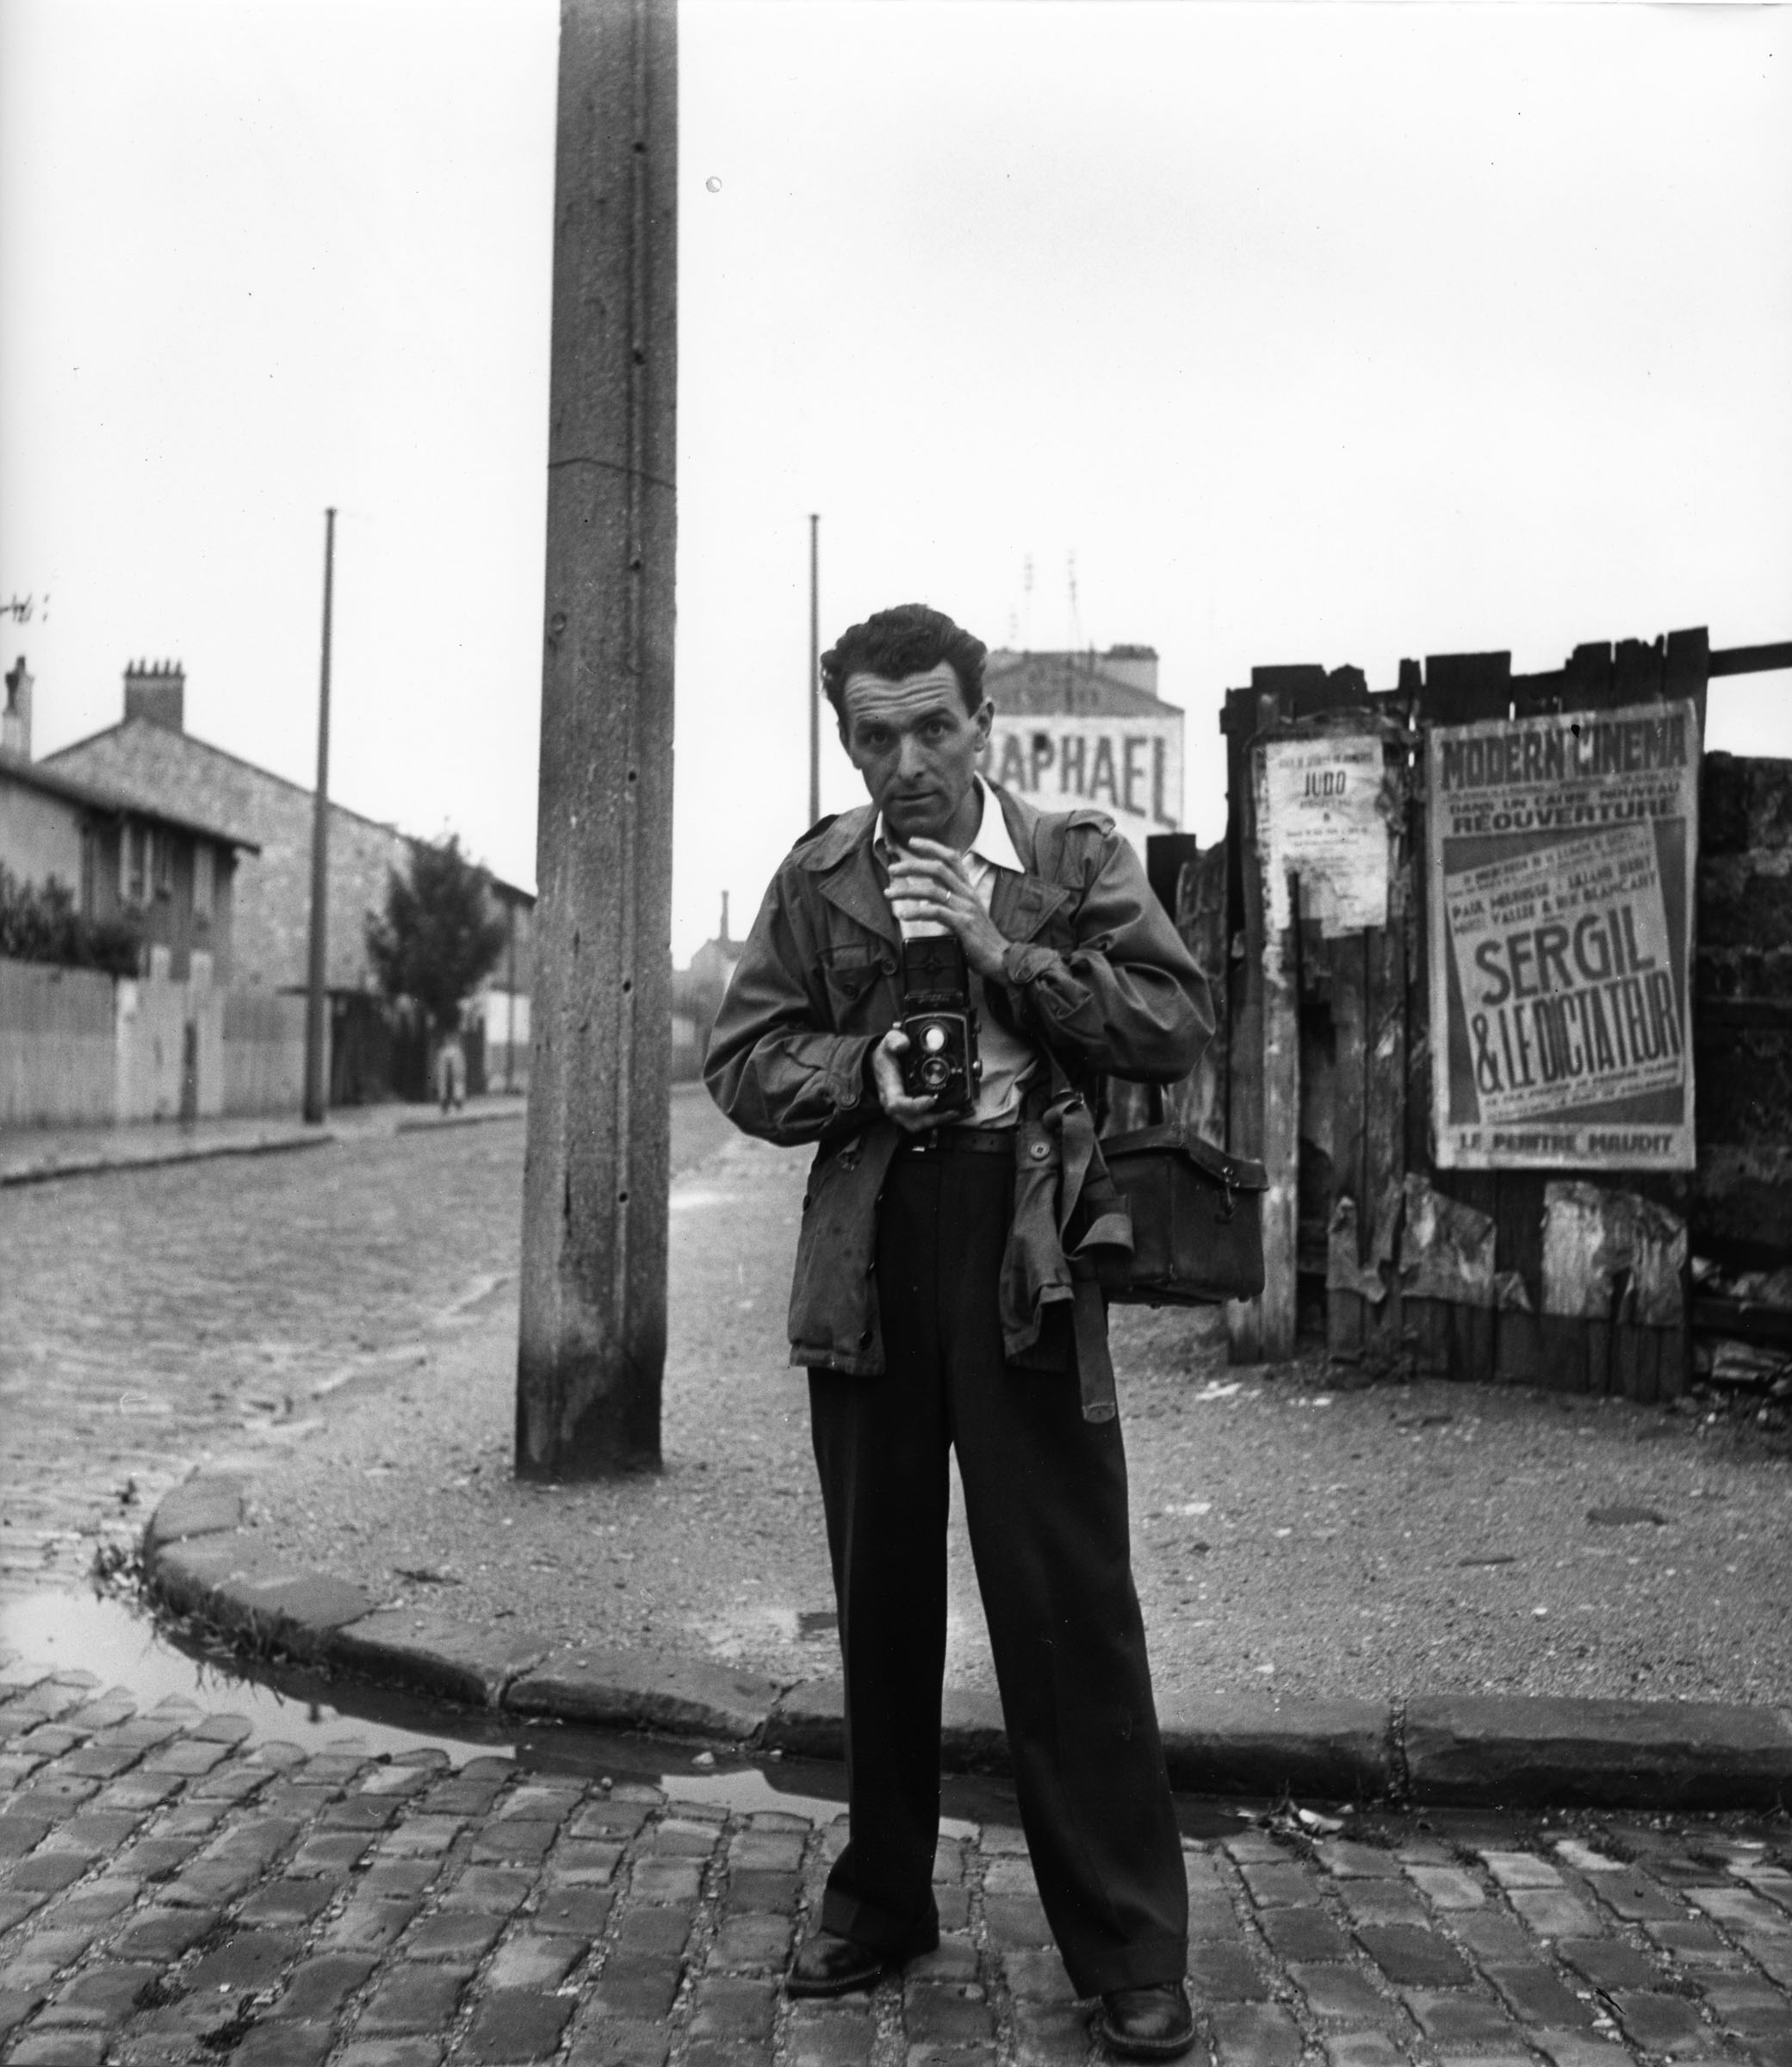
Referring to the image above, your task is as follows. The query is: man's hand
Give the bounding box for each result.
[885,838,1010,979]
[869,1028,947,1134]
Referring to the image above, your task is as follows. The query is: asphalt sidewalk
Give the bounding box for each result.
[121,1111,1792,1816]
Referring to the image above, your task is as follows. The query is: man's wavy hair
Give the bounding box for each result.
[821,603,988,719]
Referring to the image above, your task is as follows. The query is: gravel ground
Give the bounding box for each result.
[225,1121,1792,1710]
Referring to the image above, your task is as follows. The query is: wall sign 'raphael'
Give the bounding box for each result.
[1425,699,1699,1171]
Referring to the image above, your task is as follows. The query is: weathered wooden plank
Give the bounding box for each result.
[1492,1170,1547,1380]
[1584,1316,1614,1397]
[1225,697,1268,1365]
[1259,894,1302,1363]
[1325,1293,1366,1363]
[1179,844,1231,1149]
[1365,778,1411,1361]
[1325,932,1369,1361]
[1449,1173,1498,1381]
[1657,1324,1689,1400]
[1404,767,1431,1180]
[1708,637,1792,677]
[1621,1322,1657,1405]
[1398,1171,1496,1383]
[1611,1319,1644,1402]
[1450,1302,1494,1385]
[1324,1297,1363,1354]
[1404,1299,1450,1375]
[1540,1316,1586,1392]
[1493,1294,1541,1385]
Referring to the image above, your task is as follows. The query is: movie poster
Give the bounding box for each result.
[1426,699,1699,1170]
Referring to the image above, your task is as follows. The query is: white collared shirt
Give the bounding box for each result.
[875,777,1037,1127]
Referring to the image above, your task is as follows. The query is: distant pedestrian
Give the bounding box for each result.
[435,1029,466,1112]
[707,602,1212,2058]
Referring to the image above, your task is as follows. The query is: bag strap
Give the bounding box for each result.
[1070,1280,1116,1425]
[1009,801,1131,1425]
[1039,1048,1132,1424]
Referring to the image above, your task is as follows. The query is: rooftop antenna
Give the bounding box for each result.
[1066,551,1087,672]
[1020,554,1033,652]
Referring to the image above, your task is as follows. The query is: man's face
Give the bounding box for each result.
[839,663,993,845]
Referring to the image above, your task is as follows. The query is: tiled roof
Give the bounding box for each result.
[0,749,261,853]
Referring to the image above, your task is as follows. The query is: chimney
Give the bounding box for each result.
[2,655,31,760]
[1100,645,1161,699]
[719,890,731,944]
[124,659,185,730]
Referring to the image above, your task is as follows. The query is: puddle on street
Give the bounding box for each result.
[0,1586,999,1834]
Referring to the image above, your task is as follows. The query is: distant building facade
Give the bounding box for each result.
[2,671,252,986]
[3,657,275,1125]
[42,661,533,1098]
[672,894,741,1083]
[980,645,1184,857]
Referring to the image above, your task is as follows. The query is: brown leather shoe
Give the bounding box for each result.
[1094,1981,1197,2059]
[784,1930,887,1998]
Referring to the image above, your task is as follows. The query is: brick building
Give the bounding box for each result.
[43,662,533,1096]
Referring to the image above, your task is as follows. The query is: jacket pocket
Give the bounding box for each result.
[819,943,894,1026]
[789,1136,883,1368]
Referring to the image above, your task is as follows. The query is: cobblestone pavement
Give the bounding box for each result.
[0,1093,733,1595]
[2,1660,1789,2067]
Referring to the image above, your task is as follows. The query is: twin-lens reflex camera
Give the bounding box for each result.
[897,933,983,1117]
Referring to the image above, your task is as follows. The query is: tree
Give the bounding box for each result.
[364,835,508,1036]
[0,867,142,977]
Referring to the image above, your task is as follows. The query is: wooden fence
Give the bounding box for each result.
[0,959,309,1127]
[1131,624,1791,1401]
[0,960,116,1127]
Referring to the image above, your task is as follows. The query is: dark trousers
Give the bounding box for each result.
[808,1141,1187,1997]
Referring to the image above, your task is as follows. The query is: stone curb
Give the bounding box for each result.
[140,1472,1792,1810]
[393,1103,526,1133]
[0,1127,335,1188]
[1,1096,525,1187]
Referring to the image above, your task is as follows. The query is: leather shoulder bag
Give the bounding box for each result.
[1096,1089,1268,1307]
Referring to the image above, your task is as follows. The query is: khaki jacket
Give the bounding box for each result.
[704,785,1213,1379]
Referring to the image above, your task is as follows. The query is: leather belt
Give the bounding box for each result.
[901,1126,1014,1158]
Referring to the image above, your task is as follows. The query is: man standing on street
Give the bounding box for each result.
[705,603,1211,2058]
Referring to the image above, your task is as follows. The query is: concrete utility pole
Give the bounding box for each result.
[302,506,336,1126]
[808,514,821,826]
[518,0,678,1479]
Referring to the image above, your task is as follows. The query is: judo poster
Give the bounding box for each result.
[1426,699,1699,1171]
[1259,732,1392,936]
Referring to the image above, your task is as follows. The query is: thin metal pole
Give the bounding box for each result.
[808,513,820,826]
[504,902,517,1094]
[301,506,336,1124]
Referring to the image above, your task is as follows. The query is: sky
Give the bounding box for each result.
[3,0,1789,962]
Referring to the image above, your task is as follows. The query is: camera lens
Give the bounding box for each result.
[920,1058,949,1089]
[921,1023,948,1053]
